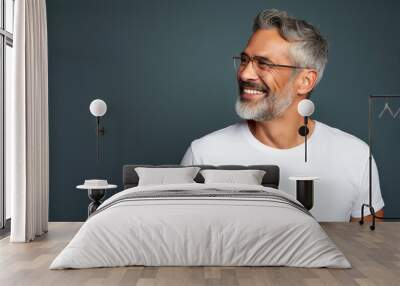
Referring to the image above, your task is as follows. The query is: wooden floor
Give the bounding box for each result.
[0,222,399,286]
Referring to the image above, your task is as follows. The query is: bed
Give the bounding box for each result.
[50,165,351,269]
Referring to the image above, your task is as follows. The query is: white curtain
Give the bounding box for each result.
[8,0,49,242]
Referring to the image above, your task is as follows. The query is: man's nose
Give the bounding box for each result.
[239,61,259,82]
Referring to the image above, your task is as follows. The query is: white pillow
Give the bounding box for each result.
[135,167,201,186]
[200,169,266,185]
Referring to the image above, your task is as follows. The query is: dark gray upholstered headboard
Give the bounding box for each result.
[123,165,280,189]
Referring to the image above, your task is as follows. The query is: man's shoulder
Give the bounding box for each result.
[317,120,369,155]
[191,122,245,149]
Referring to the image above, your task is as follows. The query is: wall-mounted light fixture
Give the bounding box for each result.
[89,99,107,160]
[297,99,315,162]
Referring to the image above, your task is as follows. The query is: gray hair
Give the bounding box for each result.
[253,9,328,87]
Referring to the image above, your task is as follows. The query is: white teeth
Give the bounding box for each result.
[243,89,265,95]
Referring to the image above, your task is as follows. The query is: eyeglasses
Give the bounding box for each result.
[233,54,311,75]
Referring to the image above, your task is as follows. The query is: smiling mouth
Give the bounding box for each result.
[242,88,266,95]
[240,88,268,100]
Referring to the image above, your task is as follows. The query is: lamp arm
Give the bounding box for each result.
[304,116,308,162]
[95,116,106,161]
[95,116,105,136]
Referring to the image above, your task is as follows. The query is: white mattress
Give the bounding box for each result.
[50,183,351,269]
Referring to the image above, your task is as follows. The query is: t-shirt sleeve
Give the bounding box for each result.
[351,156,385,218]
[180,145,196,166]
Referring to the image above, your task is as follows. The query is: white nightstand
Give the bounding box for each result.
[289,176,320,210]
[77,180,117,217]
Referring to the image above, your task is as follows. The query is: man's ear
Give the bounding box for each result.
[295,69,318,96]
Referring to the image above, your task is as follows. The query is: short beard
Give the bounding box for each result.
[235,83,294,122]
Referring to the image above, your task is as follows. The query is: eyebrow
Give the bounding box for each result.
[240,52,275,63]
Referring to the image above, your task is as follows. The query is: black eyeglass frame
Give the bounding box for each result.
[233,53,312,71]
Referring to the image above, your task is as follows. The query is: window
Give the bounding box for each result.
[0,0,14,230]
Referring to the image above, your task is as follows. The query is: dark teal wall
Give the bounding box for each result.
[47,0,400,221]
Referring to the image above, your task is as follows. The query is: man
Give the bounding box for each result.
[180,9,384,222]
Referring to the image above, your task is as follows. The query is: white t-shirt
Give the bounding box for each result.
[180,120,385,222]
